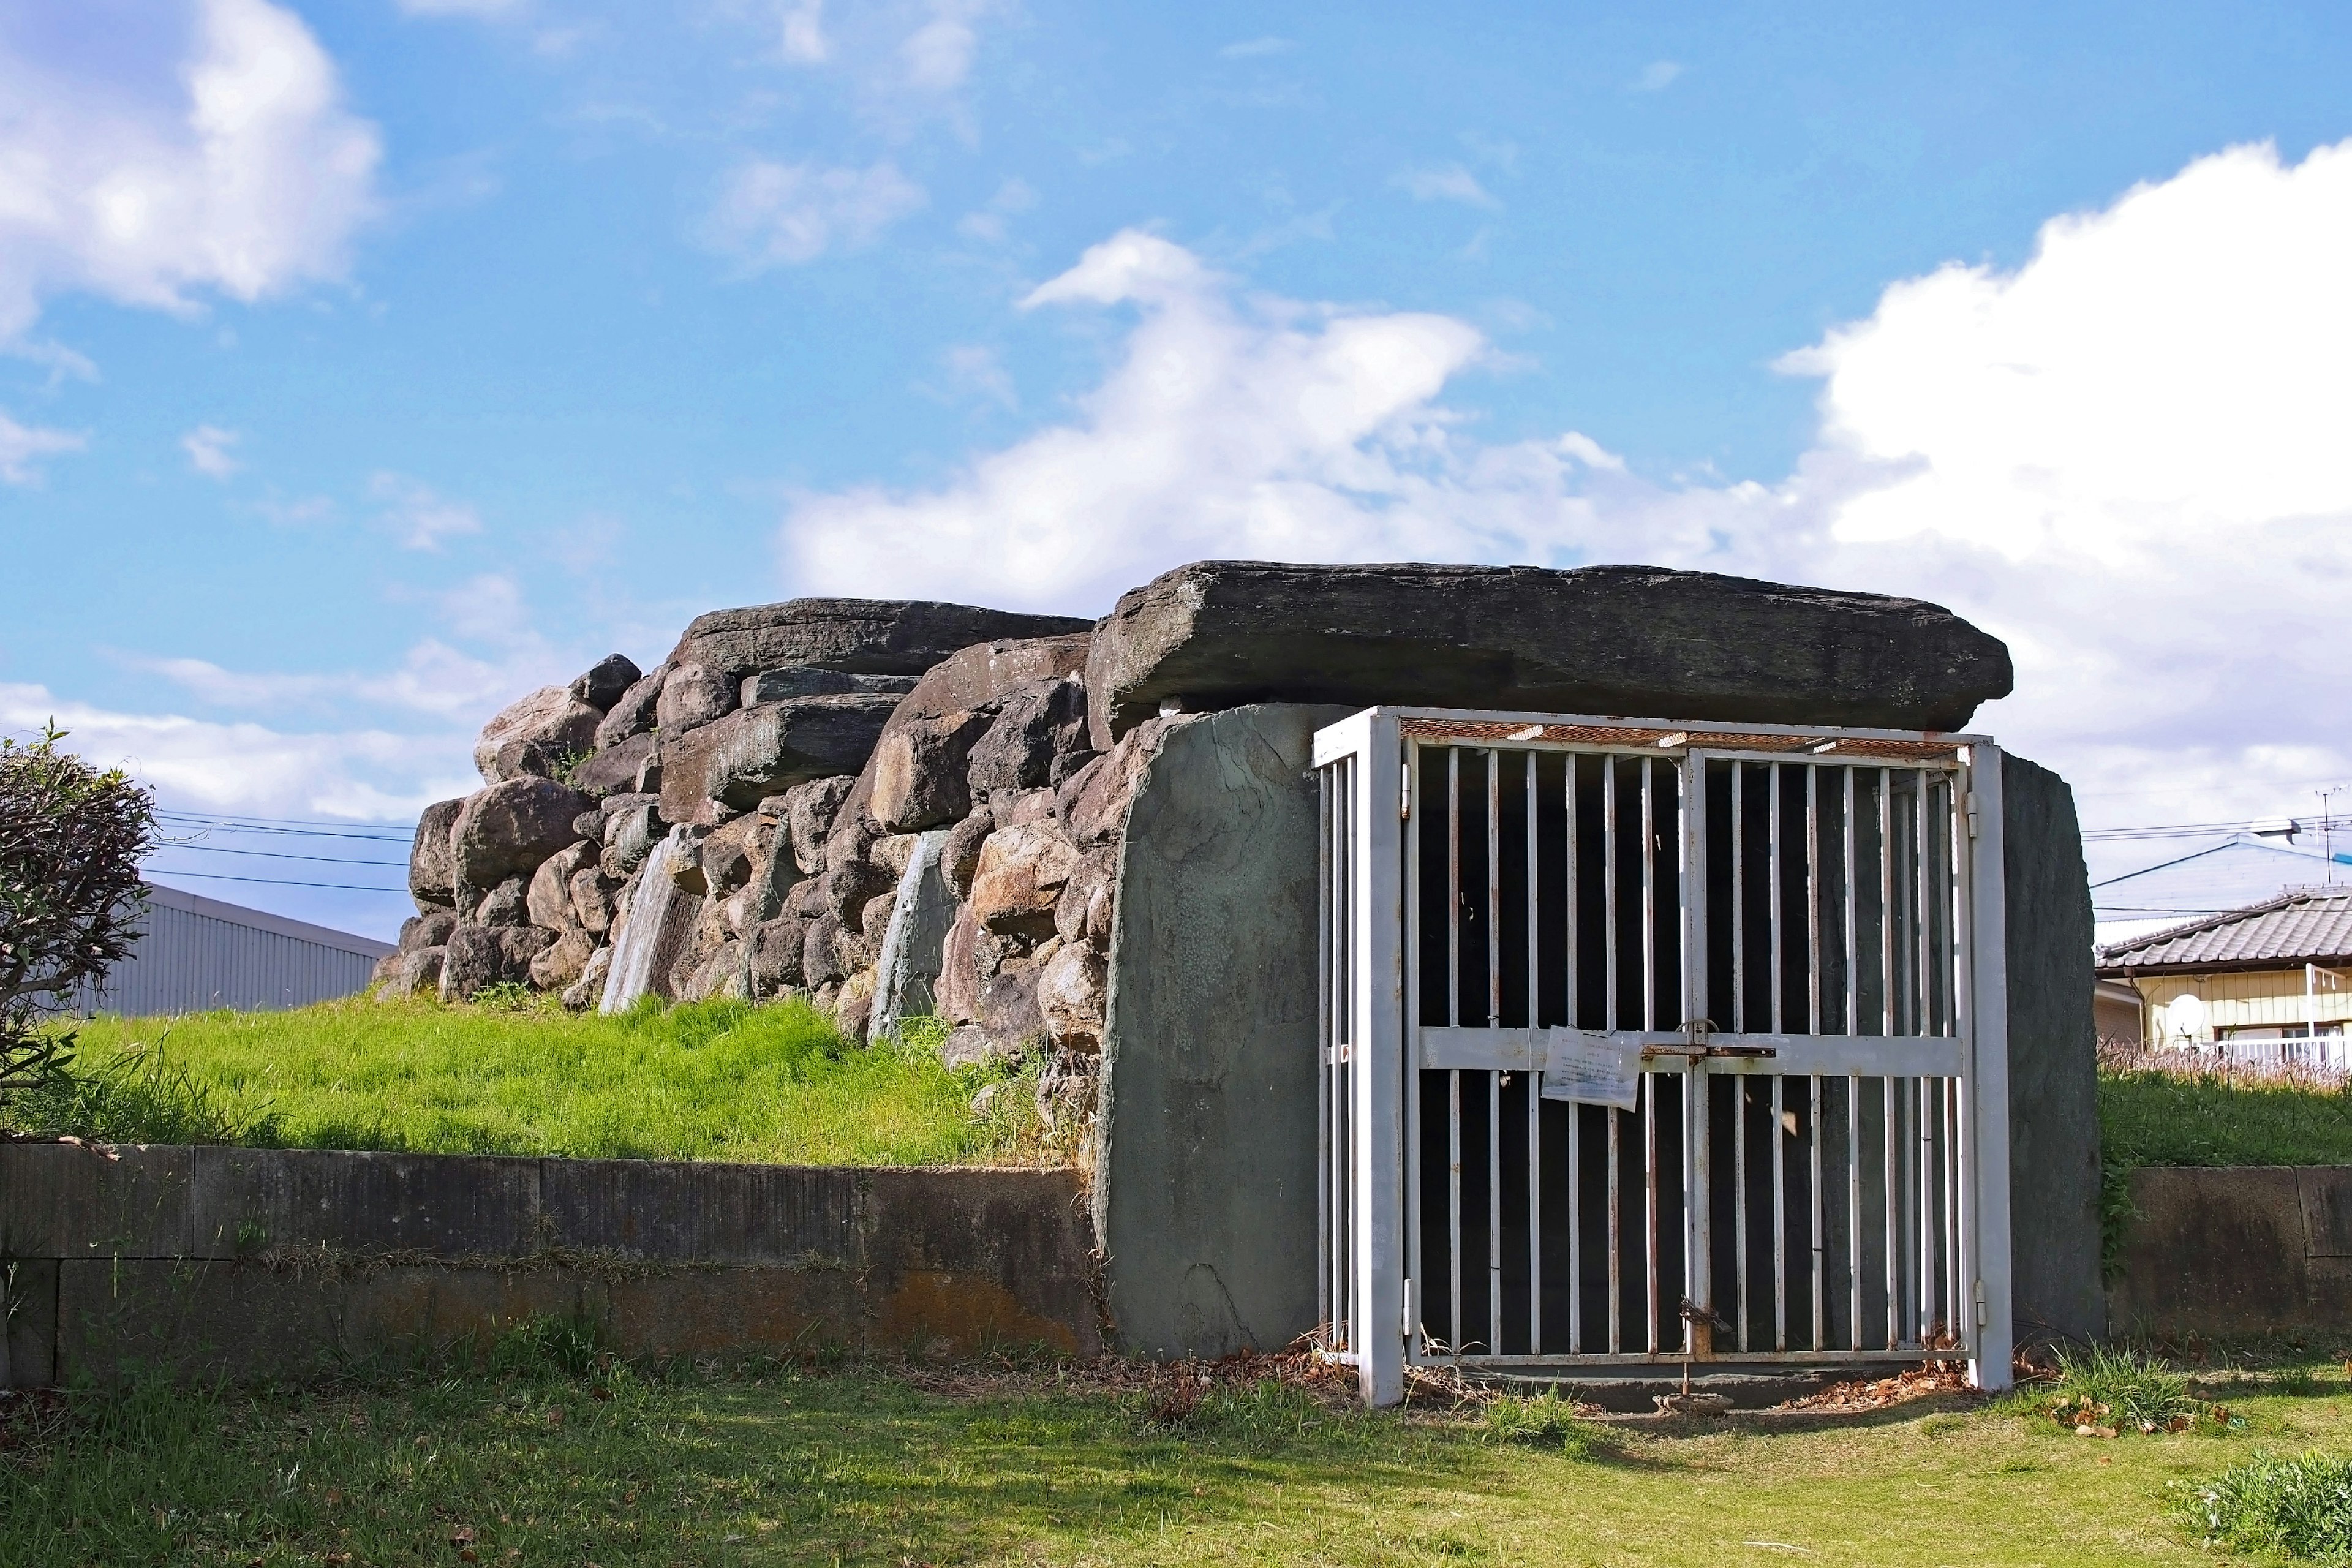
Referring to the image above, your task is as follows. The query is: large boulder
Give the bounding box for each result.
[569,654,643,713]
[965,676,1088,796]
[668,598,1091,680]
[654,662,739,736]
[570,731,653,797]
[1084,561,2015,747]
[659,695,899,826]
[440,925,556,1001]
[408,798,465,910]
[396,908,459,954]
[968,821,1081,939]
[595,663,669,750]
[473,685,603,784]
[452,777,594,889]
[785,776,856,874]
[1036,941,1107,1052]
[742,667,919,704]
[869,710,991,832]
[527,840,599,931]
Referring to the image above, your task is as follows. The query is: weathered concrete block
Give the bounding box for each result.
[1095,703,1352,1357]
[860,1169,1101,1355]
[1,1257,57,1388]
[0,1143,193,1259]
[190,1148,543,1259]
[336,1267,606,1359]
[603,1268,861,1356]
[542,1161,862,1266]
[2106,1167,2352,1338]
[2002,752,2104,1344]
[56,1259,344,1383]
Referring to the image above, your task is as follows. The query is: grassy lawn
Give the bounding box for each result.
[7,1344,2352,1566]
[1,998,1048,1166]
[2101,1066,2352,1169]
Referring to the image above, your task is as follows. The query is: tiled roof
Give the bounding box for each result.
[2095,889,2352,974]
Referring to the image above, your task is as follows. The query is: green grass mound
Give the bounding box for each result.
[2184,1451,2352,1561]
[3,996,1051,1166]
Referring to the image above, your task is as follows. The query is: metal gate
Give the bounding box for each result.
[1313,708,2013,1406]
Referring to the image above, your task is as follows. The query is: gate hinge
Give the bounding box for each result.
[1966,799,1981,840]
[1975,1278,1989,1327]
[1401,761,1411,820]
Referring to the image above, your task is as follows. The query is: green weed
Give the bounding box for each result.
[2049,1344,2201,1434]
[2182,1450,2352,1561]
[2102,1067,2352,1170]
[1482,1388,1611,1457]
[1,1038,281,1145]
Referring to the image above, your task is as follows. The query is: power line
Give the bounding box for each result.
[146,870,409,894]
[157,807,417,831]
[156,816,413,845]
[146,843,409,869]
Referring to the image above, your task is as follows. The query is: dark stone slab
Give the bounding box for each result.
[1085,561,2014,748]
[189,1148,543,1259]
[669,599,1091,680]
[2001,752,2105,1345]
[542,1161,862,1265]
[0,1143,193,1258]
[1094,703,1353,1356]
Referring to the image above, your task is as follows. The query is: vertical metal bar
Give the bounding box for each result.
[1967,742,2016,1390]
[1945,1077,1962,1342]
[1486,752,1503,1355]
[1880,769,1894,1037]
[1847,1072,1863,1351]
[1643,1072,1659,1354]
[1526,751,1542,1355]
[1317,764,1332,1344]
[1918,1076,1934,1346]
[1771,1072,1787,1351]
[1641,757,1656,1032]
[1735,1073,1749,1351]
[1449,1067,1463,1359]
[1607,1102,1621,1353]
[1810,1074,1826,1349]
[1806,765,1822,1035]
[1566,754,1580,1028]
[1568,1104,1583,1355]
[1843,768,1858,1037]
[1883,1074,1899,1348]
[1679,753,1706,1358]
[1448,750,1461,1031]
[1604,757,1619,1030]
[1768,763,1784,1033]
[1403,749,1422,1361]
[1732,762,1745,1032]
[1915,775,1931,1041]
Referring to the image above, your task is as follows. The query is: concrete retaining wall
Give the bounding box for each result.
[2108,1165,2352,1340]
[0,1143,1098,1387]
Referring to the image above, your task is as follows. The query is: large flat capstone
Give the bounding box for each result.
[668,598,1092,679]
[1084,561,2015,747]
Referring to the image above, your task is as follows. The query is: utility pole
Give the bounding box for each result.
[2320,786,2348,886]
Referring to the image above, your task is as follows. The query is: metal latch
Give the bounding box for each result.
[1640,1019,1777,1061]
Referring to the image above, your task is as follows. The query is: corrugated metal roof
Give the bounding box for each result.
[2096,890,2352,974]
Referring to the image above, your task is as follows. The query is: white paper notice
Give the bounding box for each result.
[1539,1028,1640,1110]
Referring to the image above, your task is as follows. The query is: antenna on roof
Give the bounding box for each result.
[2320,787,2348,887]
[2253,817,2301,840]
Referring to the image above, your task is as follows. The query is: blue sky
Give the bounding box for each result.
[5,0,2352,938]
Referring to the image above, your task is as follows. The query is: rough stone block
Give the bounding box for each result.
[669,599,1090,680]
[542,1161,862,1266]
[2,1257,57,1387]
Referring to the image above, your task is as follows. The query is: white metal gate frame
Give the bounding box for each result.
[1313,706,2013,1408]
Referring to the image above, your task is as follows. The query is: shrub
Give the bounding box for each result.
[2183,1451,2352,1560]
[0,725,156,1099]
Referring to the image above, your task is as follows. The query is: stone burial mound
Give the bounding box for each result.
[380,561,2013,1075]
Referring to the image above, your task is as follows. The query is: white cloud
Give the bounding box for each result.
[900,0,985,91]
[937,342,1016,409]
[396,0,526,14]
[706,157,926,267]
[781,141,2352,853]
[181,423,240,478]
[777,0,829,62]
[0,680,470,823]
[0,410,85,483]
[954,175,1035,242]
[369,472,483,550]
[1392,163,1499,209]
[1219,37,1292,59]
[1634,60,1683,92]
[0,0,382,342]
